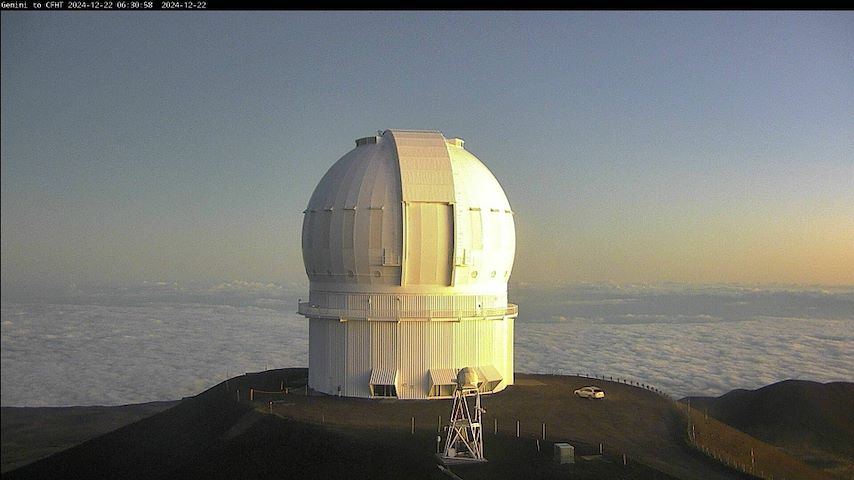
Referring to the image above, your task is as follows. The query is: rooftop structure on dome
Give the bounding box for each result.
[298,129,517,400]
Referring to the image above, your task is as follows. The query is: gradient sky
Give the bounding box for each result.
[2,11,852,295]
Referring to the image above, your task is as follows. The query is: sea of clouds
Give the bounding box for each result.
[2,282,852,406]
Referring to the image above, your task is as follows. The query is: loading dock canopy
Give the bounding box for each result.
[477,365,502,383]
[429,368,458,388]
[369,367,398,386]
[429,368,458,397]
[428,366,503,395]
[476,365,503,393]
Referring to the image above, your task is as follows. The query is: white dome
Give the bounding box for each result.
[299,129,518,400]
[302,129,515,296]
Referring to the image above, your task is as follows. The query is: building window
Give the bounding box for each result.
[371,384,397,397]
[430,384,455,397]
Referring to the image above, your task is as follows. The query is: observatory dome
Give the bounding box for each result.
[299,129,517,400]
[302,129,515,294]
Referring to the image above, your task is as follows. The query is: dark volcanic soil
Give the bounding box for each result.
[3,369,830,480]
[1,401,177,473]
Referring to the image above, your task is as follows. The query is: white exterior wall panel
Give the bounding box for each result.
[308,319,323,391]
[453,319,479,369]
[476,320,495,368]
[345,320,371,397]
[308,318,347,395]
[506,317,514,386]
[429,322,455,369]
[329,321,346,395]
[397,322,430,399]
[311,315,514,399]
[491,318,509,390]
[370,321,398,378]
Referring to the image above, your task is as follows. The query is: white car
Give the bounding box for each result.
[574,386,605,399]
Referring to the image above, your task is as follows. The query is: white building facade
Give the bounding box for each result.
[298,129,517,399]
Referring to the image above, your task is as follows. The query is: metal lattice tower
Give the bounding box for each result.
[441,367,487,463]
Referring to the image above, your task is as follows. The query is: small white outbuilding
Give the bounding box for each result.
[298,129,518,399]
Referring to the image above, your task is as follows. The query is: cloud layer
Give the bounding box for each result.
[2,283,852,406]
[515,316,852,398]
[1,302,307,406]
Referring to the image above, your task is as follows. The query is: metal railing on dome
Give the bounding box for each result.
[297,302,518,320]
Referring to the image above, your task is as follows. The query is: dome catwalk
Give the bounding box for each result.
[299,129,518,399]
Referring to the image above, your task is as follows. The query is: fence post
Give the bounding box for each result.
[494,418,497,435]
[411,417,415,434]
[599,443,603,454]
[542,423,546,440]
[269,401,272,414]
[516,420,520,438]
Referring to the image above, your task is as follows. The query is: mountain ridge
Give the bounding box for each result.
[684,379,854,479]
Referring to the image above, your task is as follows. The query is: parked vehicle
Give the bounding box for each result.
[574,386,605,399]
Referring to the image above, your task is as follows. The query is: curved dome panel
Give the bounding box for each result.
[447,142,516,288]
[302,136,402,286]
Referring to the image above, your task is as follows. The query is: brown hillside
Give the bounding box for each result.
[0,401,177,473]
[684,380,854,479]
